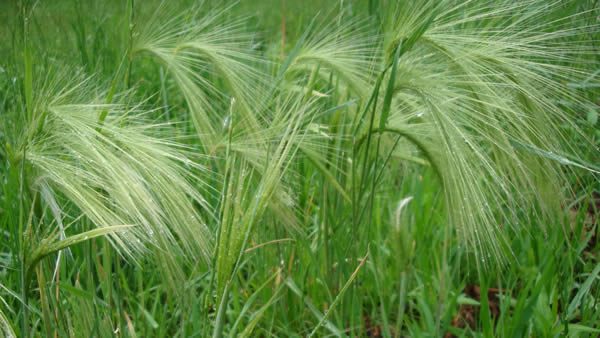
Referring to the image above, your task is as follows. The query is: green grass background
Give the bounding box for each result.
[0,0,599,337]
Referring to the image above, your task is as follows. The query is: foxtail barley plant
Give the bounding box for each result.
[1,0,599,336]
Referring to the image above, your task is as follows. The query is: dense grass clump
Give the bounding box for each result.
[1,0,599,336]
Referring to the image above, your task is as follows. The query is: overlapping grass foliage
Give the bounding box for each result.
[1,0,599,336]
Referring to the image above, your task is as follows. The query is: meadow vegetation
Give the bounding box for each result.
[0,0,599,336]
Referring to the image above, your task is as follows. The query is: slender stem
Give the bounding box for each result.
[18,148,28,338]
[18,7,37,333]
[308,249,369,337]
[22,2,33,124]
[280,0,286,60]
[124,0,135,89]
[20,261,28,338]
[36,263,53,338]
